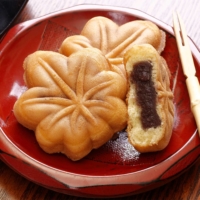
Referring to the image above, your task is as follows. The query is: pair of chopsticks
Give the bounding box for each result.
[173,12,200,136]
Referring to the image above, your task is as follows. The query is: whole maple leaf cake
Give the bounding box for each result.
[13,16,174,161]
[14,48,127,161]
[59,16,166,79]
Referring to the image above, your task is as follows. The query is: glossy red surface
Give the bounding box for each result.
[0,5,200,197]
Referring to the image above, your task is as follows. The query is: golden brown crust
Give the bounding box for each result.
[14,48,127,161]
[124,44,174,152]
[59,16,166,79]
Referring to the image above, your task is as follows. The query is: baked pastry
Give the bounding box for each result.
[59,16,166,79]
[14,48,127,161]
[124,44,174,152]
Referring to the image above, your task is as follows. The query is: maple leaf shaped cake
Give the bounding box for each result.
[124,44,174,153]
[59,16,166,79]
[14,48,127,161]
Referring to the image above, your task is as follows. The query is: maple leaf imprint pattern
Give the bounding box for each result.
[59,17,164,81]
[14,48,127,160]
[38,55,117,129]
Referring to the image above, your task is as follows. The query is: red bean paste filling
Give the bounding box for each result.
[130,61,161,129]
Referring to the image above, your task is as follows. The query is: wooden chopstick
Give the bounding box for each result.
[173,12,200,136]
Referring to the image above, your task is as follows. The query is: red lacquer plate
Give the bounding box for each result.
[0,5,200,198]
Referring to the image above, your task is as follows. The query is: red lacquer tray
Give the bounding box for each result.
[0,5,200,198]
